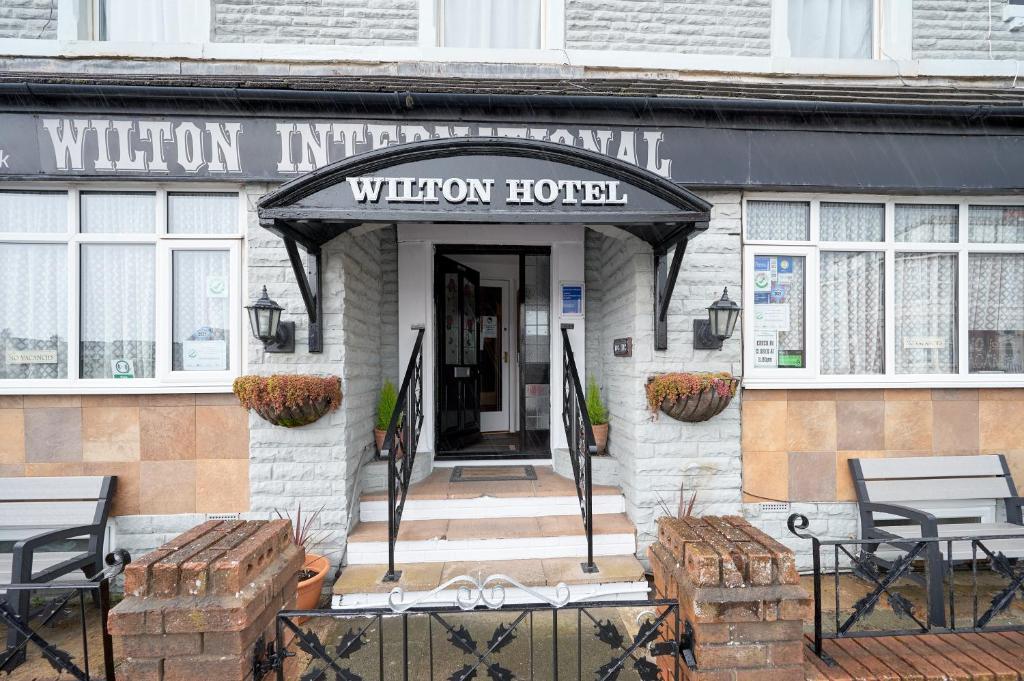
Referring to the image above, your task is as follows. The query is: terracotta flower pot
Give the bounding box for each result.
[295,553,330,616]
[591,423,609,454]
[658,381,738,423]
[374,427,387,455]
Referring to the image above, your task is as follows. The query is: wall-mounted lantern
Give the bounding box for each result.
[245,286,295,353]
[693,287,741,350]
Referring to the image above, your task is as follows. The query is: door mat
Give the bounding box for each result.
[450,465,537,483]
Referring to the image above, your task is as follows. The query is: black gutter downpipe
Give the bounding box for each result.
[2,81,1024,120]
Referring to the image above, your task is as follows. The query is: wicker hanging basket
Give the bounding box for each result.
[646,373,739,423]
[233,374,342,428]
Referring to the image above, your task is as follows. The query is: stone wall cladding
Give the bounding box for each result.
[565,0,772,55]
[213,0,418,46]
[648,515,809,681]
[109,519,302,681]
[742,501,858,572]
[913,0,1024,60]
[380,227,399,387]
[0,0,56,39]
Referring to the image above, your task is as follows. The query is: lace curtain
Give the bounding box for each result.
[80,245,156,379]
[895,252,958,374]
[0,191,66,233]
[820,251,885,374]
[0,244,67,379]
[81,192,155,234]
[895,204,958,243]
[443,0,542,49]
[821,202,884,241]
[969,254,1024,373]
[969,206,1024,244]
[747,201,810,241]
[172,250,231,371]
[102,0,207,42]
[788,0,872,58]
[168,193,237,235]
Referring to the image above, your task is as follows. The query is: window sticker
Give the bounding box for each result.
[111,359,135,379]
[753,333,778,368]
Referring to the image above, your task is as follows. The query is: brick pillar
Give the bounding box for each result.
[649,516,810,681]
[109,520,303,681]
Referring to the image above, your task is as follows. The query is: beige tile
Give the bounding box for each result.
[931,389,978,401]
[787,389,835,402]
[980,401,1024,452]
[441,559,546,586]
[836,401,884,451]
[140,406,196,460]
[195,405,249,459]
[545,513,634,536]
[82,395,139,408]
[742,451,789,502]
[195,393,240,406]
[836,451,885,501]
[138,393,196,407]
[82,407,140,462]
[1000,451,1024,491]
[740,389,787,401]
[0,396,23,408]
[834,389,884,401]
[0,409,25,464]
[24,407,81,462]
[932,400,980,454]
[395,519,449,541]
[447,480,535,499]
[139,460,196,514]
[0,464,24,477]
[980,388,1024,402]
[23,395,81,408]
[884,401,932,451]
[83,461,140,516]
[884,389,932,402]
[788,452,836,502]
[542,556,645,586]
[26,462,85,476]
[786,401,836,452]
[742,400,788,453]
[196,459,250,513]
[333,563,443,595]
[449,517,539,540]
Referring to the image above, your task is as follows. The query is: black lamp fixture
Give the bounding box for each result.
[693,287,741,350]
[245,286,295,353]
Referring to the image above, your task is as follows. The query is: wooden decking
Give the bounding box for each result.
[804,632,1024,680]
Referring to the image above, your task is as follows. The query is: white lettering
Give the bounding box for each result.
[506,179,534,204]
[347,176,385,202]
[615,132,637,167]
[549,129,575,146]
[0,150,9,169]
[441,178,468,203]
[275,123,295,173]
[295,123,331,172]
[433,126,472,139]
[42,118,89,171]
[386,177,420,202]
[466,178,493,204]
[92,120,115,171]
[112,120,146,171]
[561,180,584,205]
[332,123,367,158]
[495,127,528,139]
[138,121,172,172]
[578,129,614,156]
[366,124,398,151]
[533,179,559,204]
[419,178,443,203]
[175,122,205,173]
[581,181,604,205]
[207,122,242,173]
[643,131,671,178]
[605,180,628,205]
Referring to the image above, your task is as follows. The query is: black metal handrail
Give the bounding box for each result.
[788,513,1024,664]
[383,325,426,582]
[560,324,598,574]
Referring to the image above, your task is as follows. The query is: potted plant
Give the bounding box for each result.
[645,371,739,423]
[233,374,341,428]
[276,504,331,616]
[585,375,609,453]
[374,380,397,455]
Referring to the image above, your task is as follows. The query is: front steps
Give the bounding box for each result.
[333,464,648,609]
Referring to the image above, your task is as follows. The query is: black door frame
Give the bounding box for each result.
[434,244,552,459]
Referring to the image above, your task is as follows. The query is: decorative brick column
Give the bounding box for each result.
[109,520,303,681]
[649,516,810,681]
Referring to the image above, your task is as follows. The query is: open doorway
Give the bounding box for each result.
[434,246,551,459]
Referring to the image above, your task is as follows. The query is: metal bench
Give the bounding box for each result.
[850,454,1024,626]
[1,475,116,668]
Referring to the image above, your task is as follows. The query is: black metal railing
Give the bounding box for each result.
[788,513,1024,664]
[0,549,130,680]
[383,325,426,583]
[258,595,682,681]
[560,324,598,574]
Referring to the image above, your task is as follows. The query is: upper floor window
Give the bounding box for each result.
[65,0,210,43]
[426,0,564,49]
[787,0,874,58]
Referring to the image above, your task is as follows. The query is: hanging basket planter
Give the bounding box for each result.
[233,374,342,428]
[646,372,739,423]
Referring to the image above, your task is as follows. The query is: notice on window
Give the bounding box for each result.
[753,303,790,332]
[206,275,228,298]
[112,359,135,379]
[903,337,945,349]
[560,282,584,316]
[6,349,57,364]
[482,316,498,339]
[183,340,227,371]
[753,333,777,368]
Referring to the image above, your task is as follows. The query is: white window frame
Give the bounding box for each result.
[742,193,1024,389]
[57,0,213,43]
[421,0,565,49]
[0,183,246,394]
[771,0,912,61]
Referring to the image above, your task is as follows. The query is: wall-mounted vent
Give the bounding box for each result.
[759,502,791,513]
[206,513,241,521]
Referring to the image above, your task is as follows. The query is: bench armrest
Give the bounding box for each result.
[11,524,105,583]
[859,502,939,537]
[1005,497,1024,525]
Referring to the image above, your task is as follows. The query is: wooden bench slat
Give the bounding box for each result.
[0,476,107,501]
[864,477,1012,503]
[857,455,1006,480]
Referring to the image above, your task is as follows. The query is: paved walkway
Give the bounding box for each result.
[804,632,1024,680]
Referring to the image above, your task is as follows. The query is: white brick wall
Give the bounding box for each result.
[0,0,57,39]
[380,227,399,387]
[913,0,1024,60]
[742,501,859,572]
[213,0,418,45]
[565,0,772,55]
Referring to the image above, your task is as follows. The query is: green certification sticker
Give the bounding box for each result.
[778,351,804,368]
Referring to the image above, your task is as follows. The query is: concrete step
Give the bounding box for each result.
[346,513,637,565]
[332,555,649,609]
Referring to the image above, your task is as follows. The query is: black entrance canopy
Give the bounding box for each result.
[257,137,712,352]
